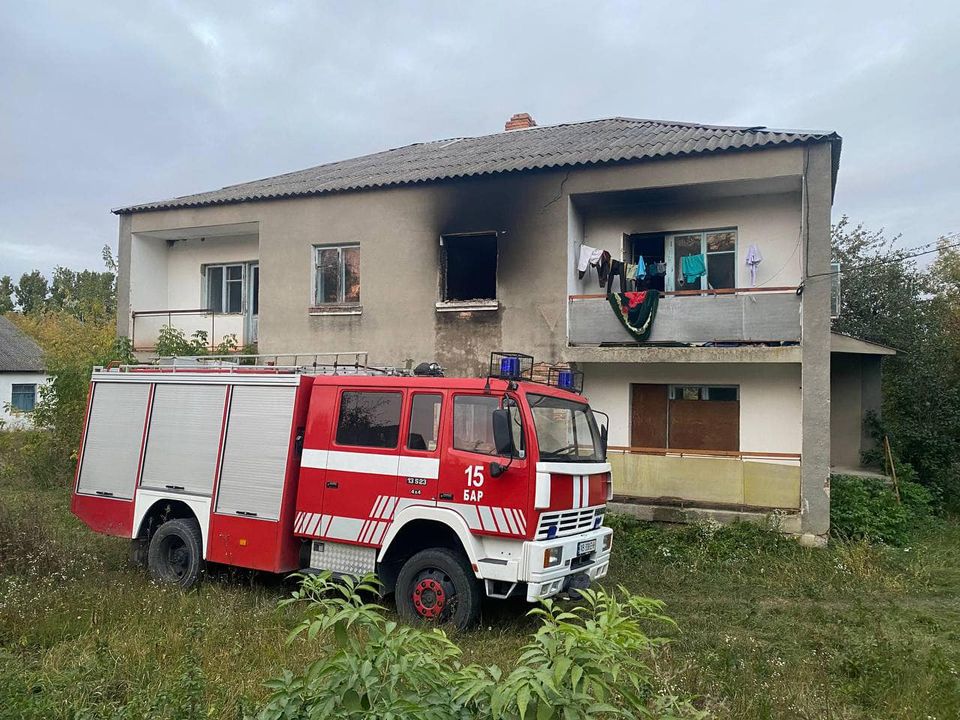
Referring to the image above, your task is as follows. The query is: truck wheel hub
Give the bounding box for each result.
[412,576,447,618]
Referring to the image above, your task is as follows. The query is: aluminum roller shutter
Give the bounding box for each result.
[141,384,226,496]
[215,385,296,520]
[76,382,150,499]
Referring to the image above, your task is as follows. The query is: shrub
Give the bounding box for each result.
[256,573,706,720]
[830,474,933,545]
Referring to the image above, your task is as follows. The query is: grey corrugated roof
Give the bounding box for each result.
[115,117,841,214]
[0,316,45,372]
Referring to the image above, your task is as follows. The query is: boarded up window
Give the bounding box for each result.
[630,383,739,452]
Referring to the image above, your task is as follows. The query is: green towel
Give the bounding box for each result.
[681,254,706,284]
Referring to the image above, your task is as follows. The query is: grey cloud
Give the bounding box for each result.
[1,0,957,281]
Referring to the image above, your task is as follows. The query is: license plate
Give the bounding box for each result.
[577,539,596,556]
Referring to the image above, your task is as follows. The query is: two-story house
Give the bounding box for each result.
[113,114,892,543]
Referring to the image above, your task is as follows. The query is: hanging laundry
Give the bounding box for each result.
[605,259,628,294]
[646,261,661,277]
[577,244,603,279]
[596,251,612,289]
[681,254,707,285]
[745,244,763,286]
[656,261,667,275]
[625,262,638,280]
[634,256,647,279]
[608,290,659,342]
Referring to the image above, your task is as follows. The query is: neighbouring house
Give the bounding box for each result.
[0,316,47,428]
[112,113,893,541]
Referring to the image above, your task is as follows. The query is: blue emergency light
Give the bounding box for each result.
[556,369,575,390]
[500,356,521,378]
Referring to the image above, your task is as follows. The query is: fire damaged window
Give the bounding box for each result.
[441,233,497,302]
[314,245,360,305]
[336,391,402,449]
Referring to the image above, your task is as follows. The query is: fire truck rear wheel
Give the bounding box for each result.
[395,548,481,630]
[147,518,204,589]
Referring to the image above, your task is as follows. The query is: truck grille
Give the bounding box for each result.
[536,506,604,540]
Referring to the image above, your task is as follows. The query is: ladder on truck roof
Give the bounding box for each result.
[97,351,409,377]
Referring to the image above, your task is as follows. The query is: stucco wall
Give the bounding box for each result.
[581,361,802,455]
[830,353,883,469]
[120,146,810,376]
[0,372,48,428]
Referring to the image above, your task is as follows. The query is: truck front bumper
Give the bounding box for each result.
[522,526,613,602]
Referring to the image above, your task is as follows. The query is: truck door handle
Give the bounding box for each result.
[439,492,453,500]
[326,481,339,489]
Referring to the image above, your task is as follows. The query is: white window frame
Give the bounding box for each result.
[204,263,245,314]
[312,244,361,307]
[664,228,737,292]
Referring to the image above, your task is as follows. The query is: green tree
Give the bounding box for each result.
[0,275,13,313]
[15,270,49,313]
[49,266,116,322]
[832,217,960,508]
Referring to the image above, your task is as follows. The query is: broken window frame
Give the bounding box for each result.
[437,231,499,311]
[312,244,361,307]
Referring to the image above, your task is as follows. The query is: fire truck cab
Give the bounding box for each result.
[71,352,613,628]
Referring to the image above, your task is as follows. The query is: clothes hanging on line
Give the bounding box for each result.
[577,244,603,278]
[681,254,707,285]
[625,263,638,281]
[596,250,612,288]
[634,256,647,279]
[606,259,628,294]
[745,244,763,286]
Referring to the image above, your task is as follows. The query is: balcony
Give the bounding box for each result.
[568,287,801,347]
[607,446,801,511]
[131,309,249,352]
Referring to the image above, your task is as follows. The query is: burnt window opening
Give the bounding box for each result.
[441,233,498,301]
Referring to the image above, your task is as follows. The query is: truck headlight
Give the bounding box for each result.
[602,534,613,552]
[543,547,563,568]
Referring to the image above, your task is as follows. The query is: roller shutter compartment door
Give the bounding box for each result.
[77,382,150,499]
[215,385,296,520]
[141,384,226,496]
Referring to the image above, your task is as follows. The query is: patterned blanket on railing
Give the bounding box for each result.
[607,291,659,342]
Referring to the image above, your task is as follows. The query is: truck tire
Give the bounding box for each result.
[148,518,204,589]
[395,548,481,630]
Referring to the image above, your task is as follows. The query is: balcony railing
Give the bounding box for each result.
[607,446,801,511]
[568,287,801,346]
[131,308,246,351]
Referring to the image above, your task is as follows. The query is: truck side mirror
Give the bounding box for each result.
[600,424,608,460]
[491,409,515,457]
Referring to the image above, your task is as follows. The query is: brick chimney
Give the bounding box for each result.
[504,112,537,131]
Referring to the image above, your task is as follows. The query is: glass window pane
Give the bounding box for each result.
[453,395,499,456]
[251,266,259,315]
[226,265,243,281]
[706,231,736,253]
[673,234,703,290]
[226,277,243,313]
[343,247,360,303]
[706,387,738,402]
[11,384,36,412]
[408,394,442,451]
[318,249,340,304]
[336,391,402,448]
[707,252,735,290]
[206,267,223,312]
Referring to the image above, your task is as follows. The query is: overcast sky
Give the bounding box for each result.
[1,0,957,281]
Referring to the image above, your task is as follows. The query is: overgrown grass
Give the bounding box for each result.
[2,431,958,718]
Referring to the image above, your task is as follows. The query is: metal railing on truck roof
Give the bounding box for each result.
[99,351,409,376]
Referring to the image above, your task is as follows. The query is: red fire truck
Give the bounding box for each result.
[71,352,613,628]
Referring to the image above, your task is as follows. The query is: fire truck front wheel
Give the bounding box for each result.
[395,548,481,630]
[147,518,204,589]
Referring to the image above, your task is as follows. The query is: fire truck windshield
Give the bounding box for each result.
[526,393,603,462]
